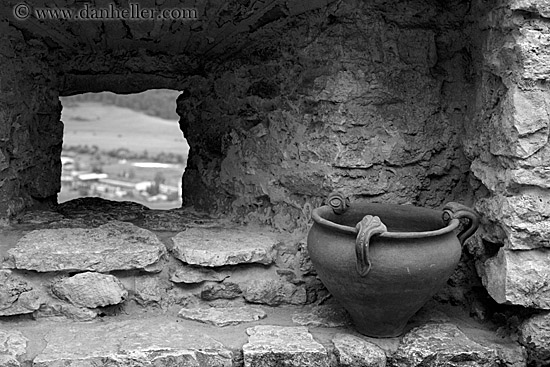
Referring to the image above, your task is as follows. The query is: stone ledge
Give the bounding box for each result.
[171,227,279,267]
[32,319,233,367]
[3,221,166,273]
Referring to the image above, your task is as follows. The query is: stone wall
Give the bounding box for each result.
[0,23,62,222]
[178,0,475,231]
[465,0,550,310]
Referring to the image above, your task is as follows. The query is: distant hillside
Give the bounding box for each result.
[61,89,181,121]
[61,102,188,158]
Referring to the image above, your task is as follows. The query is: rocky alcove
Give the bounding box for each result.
[1,0,550,366]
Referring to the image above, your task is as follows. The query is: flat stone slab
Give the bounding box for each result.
[33,318,233,367]
[391,322,525,367]
[178,306,267,327]
[170,265,229,284]
[51,272,128,308]
[171,227,278,267]
[4,221,166,272]
[332,334,386,367]
[0,270,42,316]
[243,326,329,367]
[0,329,27,367]
[292,304,351,327]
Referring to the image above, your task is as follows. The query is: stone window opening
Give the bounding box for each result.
[58,90,188,210]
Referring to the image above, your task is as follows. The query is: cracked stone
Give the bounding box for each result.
[243,326,329,367]
[178,306,267,327]
[0,270,42,316]
[332,334,386,367]
[33,318,233,367]
[4,221,166,272]
[171,227,278,267]
[51,272,127,308]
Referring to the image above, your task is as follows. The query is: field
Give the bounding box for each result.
[61,102,189,156]
[59,100,189,209]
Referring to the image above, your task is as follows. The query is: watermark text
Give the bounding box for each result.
[13,3,198,21]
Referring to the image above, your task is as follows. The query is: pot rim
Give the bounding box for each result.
[312,205,460,239]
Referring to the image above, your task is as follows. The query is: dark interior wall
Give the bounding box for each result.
[178,0,475,231]
[0,0,476,227]
[0,23,63,221]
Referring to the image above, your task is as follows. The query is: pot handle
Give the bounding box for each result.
[442,202,480,245]
[327,190,350,215]
[355,215,387,277]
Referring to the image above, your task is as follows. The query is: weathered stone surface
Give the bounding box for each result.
[515,20,550,80]
[511,0,550,17]
[178,306,267,327]
[482,248,550,309]
[292,304,351,328]
[134,275,169,307]
[33,318,233,367]
[171,227,278,267]
[477,190,550,250]
[170,266,229,284]
[243,326,329,367]
[51,272,127,308]
[332,334,386,367]
[34,301,98,321]
[391,323,524,367]
[56,197,149,224]
[201,283,242,301]
[243,279,307,306]
[0,329,27,367]
[4,221,166,272]
[490,86,549,159]
[519,312,550,366]
[0,270,42,316]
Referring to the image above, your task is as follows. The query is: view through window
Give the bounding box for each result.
[59,90,188,209]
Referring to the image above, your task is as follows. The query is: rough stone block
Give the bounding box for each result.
[171,228,278,267]
[477,190,550,250]
[178,306,267,327]
[51,272,127,308]
[0,329,27,367]
[4,221,166,272]
[482,248,550,309]
[243,279,307,306]
[134,274,169,307]
[516,20,550,80]
[332,334,386,367]
[243,326,329,367]
[391,323,524,367]
[201,282,242,301]
[34,301,98,321]
[33,319,233,367]
[519,312,550,365]
[292,304,351,328]
[0,270,42,316]
[490,86,549,159]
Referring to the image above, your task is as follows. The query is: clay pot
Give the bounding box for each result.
[307,194,479,338]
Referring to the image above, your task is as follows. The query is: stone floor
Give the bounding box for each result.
[1,300,527,367]
[0,199,531,366]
